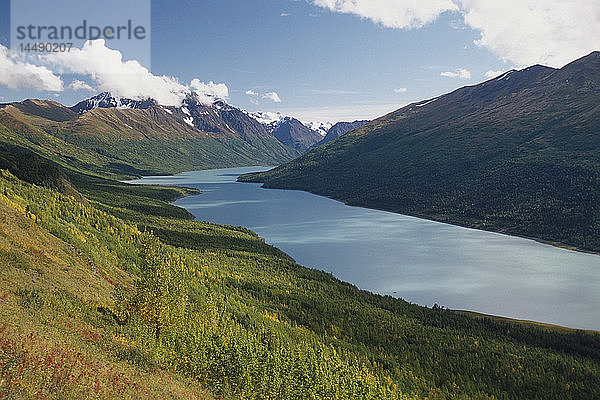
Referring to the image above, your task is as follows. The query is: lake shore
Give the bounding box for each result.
[239,175,600,257]
[127,167,600,331]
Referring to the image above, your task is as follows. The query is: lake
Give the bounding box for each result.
[126,166,600,331]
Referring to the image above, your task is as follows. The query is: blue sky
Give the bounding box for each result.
[149,0,500,120]
[0,0,598,122]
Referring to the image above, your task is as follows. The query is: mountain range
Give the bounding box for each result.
[71,92,360,153]
[240,51,600,252]
[270,116,324,152]
[71,93,345,143]
[0,90,368,179]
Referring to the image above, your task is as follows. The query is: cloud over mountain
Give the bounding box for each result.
[43,39,228,106]
[67,79,95,92]
[459,0,600,67]
[262,92,282,103]
[190,79,229,104]
[441,68,471,79]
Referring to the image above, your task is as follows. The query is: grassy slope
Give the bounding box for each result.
[0,158,599,399]
[0,171,212,399]
[1,83,599,397]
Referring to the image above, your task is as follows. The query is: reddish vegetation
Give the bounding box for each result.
[0,325,133,397]
[0,324,209,399]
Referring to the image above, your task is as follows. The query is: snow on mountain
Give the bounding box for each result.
[70,92,336,154]
[303,120,333,136]
[250,111,283,125]
[70,92,157,114]
[245,110,332,137]
[244,111,284,134]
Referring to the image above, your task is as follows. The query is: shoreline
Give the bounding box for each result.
[126,168,600,333]
[454,310,599,334]
[243,178,600,257]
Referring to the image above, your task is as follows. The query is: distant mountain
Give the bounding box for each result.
[247,111,284,134]
[0,94,299,178]
[71,93,279,140]
[271,117,324,152]
[71,92,157,114]
[316,120,369,146]
[240,51,600,252]
[246,111,334,147]
[304,120,333,136]
[2,99,79,122]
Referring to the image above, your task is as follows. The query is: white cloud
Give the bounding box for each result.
[484,70,505,79]
[248,89,283,104]
[190,79,229,104]
[262,92,282,103]
[44,40,227,106]
[312,0,457,29]
[441,68,471,79]
[0,45,63,91]
[311,0,600,67]
[393,87,407,93]
[44,40,187,105]
[458,0,600,67]
[280,12,291,17]
[67,79,95,92]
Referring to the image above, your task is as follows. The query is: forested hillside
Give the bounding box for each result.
[0,149,599,399]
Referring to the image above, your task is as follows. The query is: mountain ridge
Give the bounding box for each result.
[316,120,369,146]
[271,116,324,152]
[0,95,300,178]
[239,51,600,252]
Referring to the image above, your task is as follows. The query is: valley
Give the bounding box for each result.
[0,43,599,399]
[131,167,600,331]
[1,156,599,399]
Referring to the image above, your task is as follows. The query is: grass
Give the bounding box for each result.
[0,173,212,399]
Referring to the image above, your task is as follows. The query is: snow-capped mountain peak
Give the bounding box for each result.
[244,110,332,137]
[70,92,157,114]
[68,92,357,154]
[303,120,333,136]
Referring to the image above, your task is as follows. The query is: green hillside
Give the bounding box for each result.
[0,144,599,399]
[1,69,600,398]
[240,52,600,252]
[0,99,298,179]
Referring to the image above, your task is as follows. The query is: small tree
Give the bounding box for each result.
[133,236,187,340]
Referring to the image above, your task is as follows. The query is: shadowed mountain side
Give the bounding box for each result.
[240,52,600,252]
